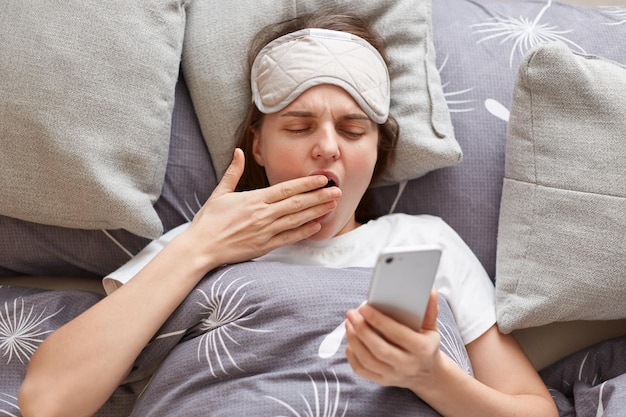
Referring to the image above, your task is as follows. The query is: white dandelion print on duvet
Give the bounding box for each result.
[439,54,476,114]
[603,7,626,25]
[0,298,62,364]
[472,0,584,67]
[438,317,472,375]
[577,351,609,415]
[195,268,273,377]
[0,393,20,417]
[265,370,349,417]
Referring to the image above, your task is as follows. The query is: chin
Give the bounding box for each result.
[306,227,335,242]
[307,217,357,242]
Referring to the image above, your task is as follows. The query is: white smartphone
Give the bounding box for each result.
[367,245,442,331]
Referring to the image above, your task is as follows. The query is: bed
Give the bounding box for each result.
[2,0,626,415]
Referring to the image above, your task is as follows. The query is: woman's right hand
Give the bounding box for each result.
[182,148,341,270]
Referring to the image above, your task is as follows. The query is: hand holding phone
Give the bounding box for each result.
[367,245,441,331]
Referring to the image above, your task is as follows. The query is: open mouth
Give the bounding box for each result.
[324,179,337,188]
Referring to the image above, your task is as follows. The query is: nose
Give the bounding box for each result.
[312,125,340,161]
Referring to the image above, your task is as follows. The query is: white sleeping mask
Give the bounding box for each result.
[251,28,390,124]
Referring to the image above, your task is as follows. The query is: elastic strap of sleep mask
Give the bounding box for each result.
[251,28,390,124]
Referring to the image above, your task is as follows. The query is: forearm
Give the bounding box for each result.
[19,235,216,417]
[413,353,557,417]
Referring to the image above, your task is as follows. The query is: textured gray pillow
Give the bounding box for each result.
[0,77,217,279]
[496,41,626,333]
[0,1,186,239]
[182,0,461,186]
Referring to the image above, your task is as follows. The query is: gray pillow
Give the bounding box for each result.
[0,1,186,239]
[182,0,461,186]
[496,41,626,333]
[0,77,216,279]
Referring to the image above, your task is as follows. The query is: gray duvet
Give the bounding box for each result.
[1,262,624,416]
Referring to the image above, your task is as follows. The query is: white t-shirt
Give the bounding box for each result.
[257,213,495,344]
[105,213,495,344]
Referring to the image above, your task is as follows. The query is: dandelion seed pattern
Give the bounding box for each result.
[596,381,607,415]
[439,55,476,113]
[472,0,584,67]
[438,317,472,375]
[573,352,610,414]
[484,99,510,122]
[603,7,626,25]
[0,298,62,364]
[265,370,349,417]
[177,194,203,223]
[100,195,203,257]
[0,393,20,417]
[196,268,272,377]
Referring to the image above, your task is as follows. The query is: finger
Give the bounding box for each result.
[421,289,440,332]
[262,175,330,204]
[262,184,341,227]
[241,186,339,244]
[346,308,401,369]
[263,196,338,237]
[212,148,245,198]
[345,312,390,379]
[357,305,427,355]
[345,344,386,385]
[263,219,324,250]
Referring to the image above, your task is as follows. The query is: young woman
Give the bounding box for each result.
[19,12,558,417]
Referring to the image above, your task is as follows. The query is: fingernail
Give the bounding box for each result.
[358,305,373,319]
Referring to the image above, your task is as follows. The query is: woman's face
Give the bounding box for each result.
[252,84,379,240]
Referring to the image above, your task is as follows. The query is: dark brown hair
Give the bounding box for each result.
[235,12,399,199]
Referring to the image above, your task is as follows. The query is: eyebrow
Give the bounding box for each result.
[280,110,371,121]
[280,110,316,118]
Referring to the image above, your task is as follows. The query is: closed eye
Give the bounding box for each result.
[286,128,310,134]
[340,130,365,139]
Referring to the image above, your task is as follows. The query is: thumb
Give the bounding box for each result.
[421,289,440,332]
[212,148,245,198]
